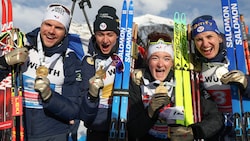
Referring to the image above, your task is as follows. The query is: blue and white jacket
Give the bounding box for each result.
[0,28,85,139]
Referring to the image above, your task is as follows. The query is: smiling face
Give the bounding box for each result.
[194,31,223,59]
[95,31,118,55]
[40,20,66,48]
[148,52,173,82]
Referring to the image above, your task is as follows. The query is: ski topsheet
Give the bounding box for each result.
[1,1,13,141]
[174,12,193,126]
[240,14,250,141]
[180,13,193,126]
[240,15,250,74]
[174,12,184,125]
[109,0,134,140]
[221,0,250,140]
[1,0,7,32]
[1,0,25,141]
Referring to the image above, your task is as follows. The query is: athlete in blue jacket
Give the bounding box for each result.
[79,5,120,141]
[191,15,250,140]
[0,3,84,141]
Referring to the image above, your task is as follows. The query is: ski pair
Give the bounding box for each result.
[109,0,134,140]
[1,0,24,140]
[173,12,194,126]
[187,24,202,125]
[221,0,250,140]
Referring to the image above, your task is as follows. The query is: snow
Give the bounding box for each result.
[134,14,174,27]
[69,22,92,47]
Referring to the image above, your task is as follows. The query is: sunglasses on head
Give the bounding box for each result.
[48,3,71,16]
[149,38,172,46]
[191,15,213,26]
[147,32,172,45]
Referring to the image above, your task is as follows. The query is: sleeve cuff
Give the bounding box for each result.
[87,93,99,102]
[0,56,9,69]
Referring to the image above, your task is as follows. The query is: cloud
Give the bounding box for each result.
[12,4,44,31]
[3,0,250,34]
[134,0,173,15]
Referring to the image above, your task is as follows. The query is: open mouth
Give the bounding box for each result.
[46,34,56,41]
[155,69,165,77]
[156,69,165,72]
[202,47,213,55]
[101,44,110,51]
[102,44,110,48]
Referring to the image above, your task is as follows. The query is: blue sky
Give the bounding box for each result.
[2,0,250,33]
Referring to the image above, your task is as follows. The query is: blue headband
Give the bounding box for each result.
[192,18,220,38]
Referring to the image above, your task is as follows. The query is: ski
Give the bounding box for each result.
[1,0,24,141]
[239,14,250,141]
[109,0,134,140]
[6,0,12,31]
[180,13,194,126]
[1,0,13,141]
[221,0,250,140]
[173,12,184,125]
[240,15,250,74]
[174,12,193,126]
[187,24,202,124]
[1,0,7,32]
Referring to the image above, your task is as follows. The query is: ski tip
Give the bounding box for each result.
[122,0,127,10]
[180,13,186,24]
[174,12,180,20]
[129,0,133,5]
[129,0,134,11]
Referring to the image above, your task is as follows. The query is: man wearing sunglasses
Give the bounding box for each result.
[0,3,84,141]
[191,15,250,140]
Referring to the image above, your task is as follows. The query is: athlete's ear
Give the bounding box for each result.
[218,34,223,43]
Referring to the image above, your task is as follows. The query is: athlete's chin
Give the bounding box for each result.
[202,51,217,59]
[101,48,112,54]
[154,74,167,81]
[43,42,56,48]
[203,54,216,60]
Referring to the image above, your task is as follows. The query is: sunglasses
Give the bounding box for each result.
[147,32,172,45]
[191,15,213,26]
[149,38,172,46]
[48,3,71,16]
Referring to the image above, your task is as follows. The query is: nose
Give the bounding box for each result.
[157,59,164,67]
[102,35,109,43]
[48,26,56,34]
[202,38,210,47]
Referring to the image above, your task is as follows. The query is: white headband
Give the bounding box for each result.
[43,3,71,32]
[147,40,174,59]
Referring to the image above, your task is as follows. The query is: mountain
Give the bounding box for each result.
[134,14,174,47]
[69,14,174,47]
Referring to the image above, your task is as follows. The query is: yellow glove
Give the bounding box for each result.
[89,75,104,98]
[131,69,143,85]
[5,47,28,65]
[169,126,193,141]
[220,70,247,89]
[34,76,52,101]
[148,93,170,118]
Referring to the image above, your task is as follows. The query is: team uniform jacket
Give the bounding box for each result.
[127,68,224,141]
[80,36,118,132]
[199,49,250,140]
[0,28,84,139]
